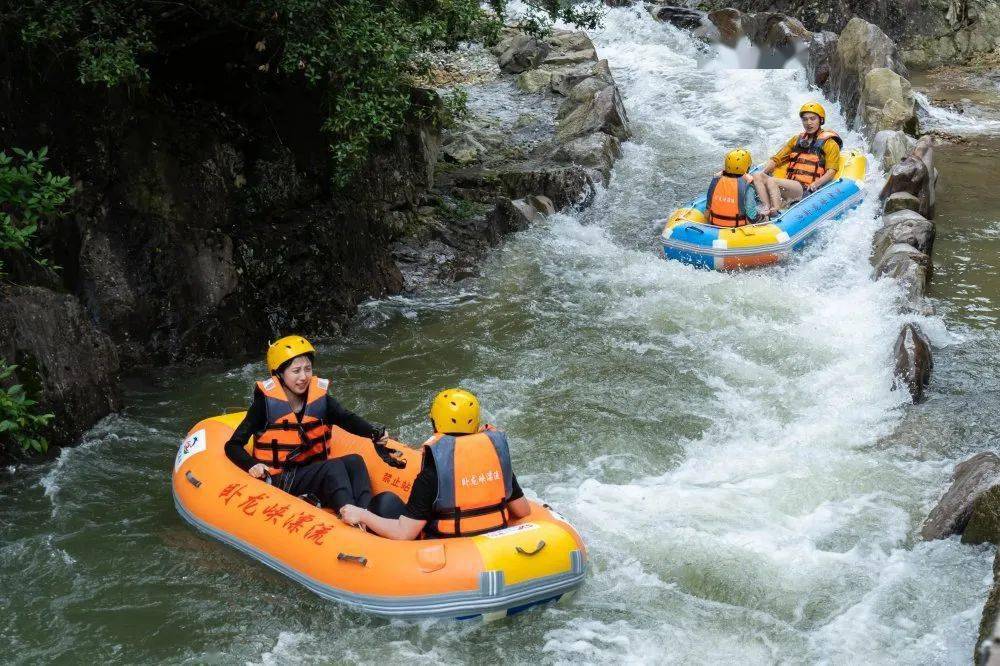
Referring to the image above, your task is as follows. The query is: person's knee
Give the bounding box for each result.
[341,454,366,473]
[369,492,406,519]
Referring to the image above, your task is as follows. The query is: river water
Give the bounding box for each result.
[2,9,998,665]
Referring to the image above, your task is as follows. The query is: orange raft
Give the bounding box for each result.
[172,413,587,620]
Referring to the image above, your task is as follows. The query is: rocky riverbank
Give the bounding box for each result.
[0,26,629,460]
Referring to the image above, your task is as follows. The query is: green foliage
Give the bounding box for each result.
[489,0,604,37]
[0,362,52,456]
[10,0,599,186]
[441,88,470,127]
[0,147,75,276]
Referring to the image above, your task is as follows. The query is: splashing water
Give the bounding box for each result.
[0,8,991,664]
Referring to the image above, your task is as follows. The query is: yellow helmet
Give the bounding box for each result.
[724,148,752,175]
[429,388,480,434]
[799,102,826,124]
[266,335,316,373]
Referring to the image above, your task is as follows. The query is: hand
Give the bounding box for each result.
[375,431,390,446]
[249,463,269,479]
[339,504,365,526]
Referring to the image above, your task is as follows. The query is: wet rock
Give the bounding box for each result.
[883,191,922,215]
[0,285,120,450]
[516,69,553,93]
[550,60,614,97]
[879,144,936,220]
[707,9,744,46]
[499,35,551,74]
[891,322,932,403]
[497,165,597,210]
[872,209,935,258]
[543,49,599,67]
[546,31,596,54]
[551,132,623,183]
[921,452,1000,540]
[964,485,1000,545]
[442,133,487,163]
[860,67,917,134]
[872,129,917,173]
[829,18,906,129]
[977,550,1000,664]
[873,242,931,302]
[649,5,706,30]
[526,195,556,216]
[556,78,630,143]
[807,30,838,89]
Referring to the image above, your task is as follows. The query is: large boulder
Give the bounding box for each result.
[556,77,631,143]
[829,18,906,129]
[873,243,931,302]
[499,35,551,74]
[550,59,614,97]
[872,209,935,258]
[891,322,932,402]
[516,68,553,93]
[921,452,1000,540]
[860,67,917,134]
[808,30,839,88]
[883,191,922,215]
[649,5,706,30]
[552,132,623,184]
[872,129,917,173]
[0,285,120,451]
[879,139,937,220]
[964,485,1000,545]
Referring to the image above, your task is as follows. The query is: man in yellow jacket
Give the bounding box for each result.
[754,102,843,214]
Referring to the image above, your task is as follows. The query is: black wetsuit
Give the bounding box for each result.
[224,387,404,516]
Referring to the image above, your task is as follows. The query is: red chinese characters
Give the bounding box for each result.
[282,512,314,534]
[262,503,290,524]
[218,483,247,505]
[303,522,334,545]
[238,492,268,516]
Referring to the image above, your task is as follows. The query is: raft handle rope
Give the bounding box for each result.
[337,552,368,566]
[515,540,546,557]
[185,471,202,488]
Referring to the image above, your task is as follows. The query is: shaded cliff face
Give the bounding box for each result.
[0,35,432,366]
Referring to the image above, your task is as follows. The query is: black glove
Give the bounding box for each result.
[370,427,406,469]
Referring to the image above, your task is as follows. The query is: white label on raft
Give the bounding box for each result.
[175,429,207,472]
[484,523,540,539]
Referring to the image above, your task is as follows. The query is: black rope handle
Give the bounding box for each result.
[515,540,546,556]
[337,553,368,566]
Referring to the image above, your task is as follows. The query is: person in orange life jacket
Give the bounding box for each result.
[706,148,770,226]
[339,388,531,540]
[753,102,843,214]
[224,336,406,518]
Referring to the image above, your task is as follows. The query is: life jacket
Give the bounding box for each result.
[251,376,331,475]
[786,130,843,186]
[424,427,514,538]
[707,173,754,227]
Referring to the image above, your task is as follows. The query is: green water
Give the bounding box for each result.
[2,13,998,665]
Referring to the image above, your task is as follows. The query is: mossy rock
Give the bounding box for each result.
[963,485,1000,545]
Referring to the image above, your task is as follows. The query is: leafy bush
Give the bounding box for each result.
[0,362,53,456]
[10,0,600,187]
[0,147,76,276]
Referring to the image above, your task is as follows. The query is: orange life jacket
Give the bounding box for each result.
[251,376,331,475]
[424,428,514,538]
[786,130,843,186]
[707,173,754,227]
